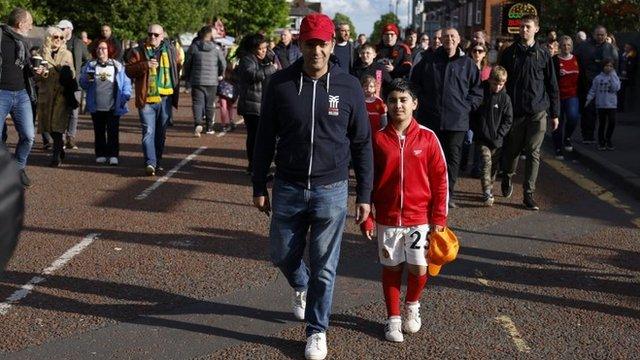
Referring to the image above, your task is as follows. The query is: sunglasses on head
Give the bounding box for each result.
[52,35,64,40]
[148,32,161,38]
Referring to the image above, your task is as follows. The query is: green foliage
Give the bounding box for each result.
[540,0,640,35]
[333,12,356,40]
[219,0,290,38]
[369,12,400,45]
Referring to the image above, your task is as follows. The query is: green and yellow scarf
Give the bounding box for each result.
[145,44,173,103]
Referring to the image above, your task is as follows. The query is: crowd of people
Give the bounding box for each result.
[0,7,638,360]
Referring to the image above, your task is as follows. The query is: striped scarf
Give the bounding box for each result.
[145,44,173,103]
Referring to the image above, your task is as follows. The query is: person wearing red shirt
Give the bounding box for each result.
[361,79,448,343]
[553,35,581,158]
[361,75,387,130]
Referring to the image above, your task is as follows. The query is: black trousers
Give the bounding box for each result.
[597,108,616,145]
[244,114,260,171]
[51,131,64,163]
[91,111,120,158]
[437,130,467,195]
[191,85,217,130]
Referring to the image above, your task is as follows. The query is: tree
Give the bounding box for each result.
[539,0,640,35]
[219,0,290,38]
[333,12,356,40]
[369,12,400,45]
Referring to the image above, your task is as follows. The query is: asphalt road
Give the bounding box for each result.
[0,99,638,359]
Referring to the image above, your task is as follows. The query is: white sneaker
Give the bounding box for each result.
[305,332,327,360]
[108,157,118,166]
[293,290,306,320]
[206,129,215,135]
[194,125,203,137]
[402,302,422,333]
[384,317,404,342]
[96,156,107,164]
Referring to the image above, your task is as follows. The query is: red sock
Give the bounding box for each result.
[382,267,402,317]
[406,272,428,303]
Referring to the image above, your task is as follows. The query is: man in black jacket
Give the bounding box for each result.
[0,7,41,188]
[252,13,372,360]
[499,14,559,210]
[273,29,302,69]
[411,27,483,208]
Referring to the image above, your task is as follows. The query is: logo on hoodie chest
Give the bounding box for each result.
[328,95,340,116]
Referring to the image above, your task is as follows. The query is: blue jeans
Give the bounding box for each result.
[269,178,348,336]
[553,96,580,151]
[139,97,171,167]
[0,89,34,169]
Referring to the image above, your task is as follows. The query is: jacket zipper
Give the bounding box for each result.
[398,134,405,227]
[307,79,318,189]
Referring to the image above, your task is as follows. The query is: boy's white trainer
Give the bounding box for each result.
[384,317,404,342]
[402,302,422,333]
[293,290,306,320]
[305,332,327,360]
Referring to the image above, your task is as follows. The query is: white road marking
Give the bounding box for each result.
[474,269,490,286]
[495,315,532,353]
[0,233,100,315]
[135,146,207,200]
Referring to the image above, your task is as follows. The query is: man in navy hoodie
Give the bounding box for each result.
[252,13,373,360]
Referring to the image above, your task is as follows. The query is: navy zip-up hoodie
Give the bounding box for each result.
[252,57,373,204]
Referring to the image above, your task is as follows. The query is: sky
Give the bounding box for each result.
[321,0,411,38]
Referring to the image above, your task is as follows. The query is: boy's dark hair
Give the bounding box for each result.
[386,79,417,100]
[358,42,376,52]
[602,57,615,67]
[360,75,376,87]
[521,14,539,26]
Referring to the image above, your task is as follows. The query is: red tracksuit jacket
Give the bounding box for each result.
[363,119,448,231]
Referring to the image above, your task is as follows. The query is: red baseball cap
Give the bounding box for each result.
[382,23,400,36]
[299,13,335,42]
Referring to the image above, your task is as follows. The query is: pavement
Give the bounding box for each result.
[570,109,640,200]
[0,94,638,359]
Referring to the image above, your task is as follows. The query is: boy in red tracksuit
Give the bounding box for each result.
[361,79,448,343]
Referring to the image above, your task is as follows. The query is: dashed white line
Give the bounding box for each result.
[0,233,100,315]
[135,146,207,200]
[474,269,490,286]
[495,315,532,353]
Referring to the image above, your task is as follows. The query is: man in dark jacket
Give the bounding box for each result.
[58,20,90,150]
[499,15,559,210]
[252,13,372,360]
[183,25,226,135]
[332,22,355,72]
[89,24,123,61]
[574,25,618,143]
[273,29,301,69]
[376,23,412,79]
[411,27,483,208]
[125,24,180,176]
[0,7,40,188]
[0,146,24,272]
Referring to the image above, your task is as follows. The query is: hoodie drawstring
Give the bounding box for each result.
[298,72,303,95]
[326,72,331,92]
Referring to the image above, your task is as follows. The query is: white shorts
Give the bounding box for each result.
[377,224,430,266]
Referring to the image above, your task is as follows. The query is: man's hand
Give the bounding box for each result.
[384,63,394,73]
[361,228,374,240]
[433,225,444,232]
[148,59,159,69]
[354,203,370,225]
[253,195,271,217]
[34,66,46,75]
[550,117,559,131]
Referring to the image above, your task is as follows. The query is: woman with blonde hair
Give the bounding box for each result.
[36,26,76,166]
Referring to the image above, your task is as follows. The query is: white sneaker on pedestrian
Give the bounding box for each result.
[305,332,327,360]
[206,129,215,135]
[96,156,107,164]
[402,302,421,333]
[384,317,404,342]
[194,125,203,137]
[293,290,306,320]
[108,157,118,166]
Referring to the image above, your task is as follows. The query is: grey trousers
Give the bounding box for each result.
[501,111,547,194]
[66,90,82,138]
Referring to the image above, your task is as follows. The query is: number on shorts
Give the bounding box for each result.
[409,231,422,249]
